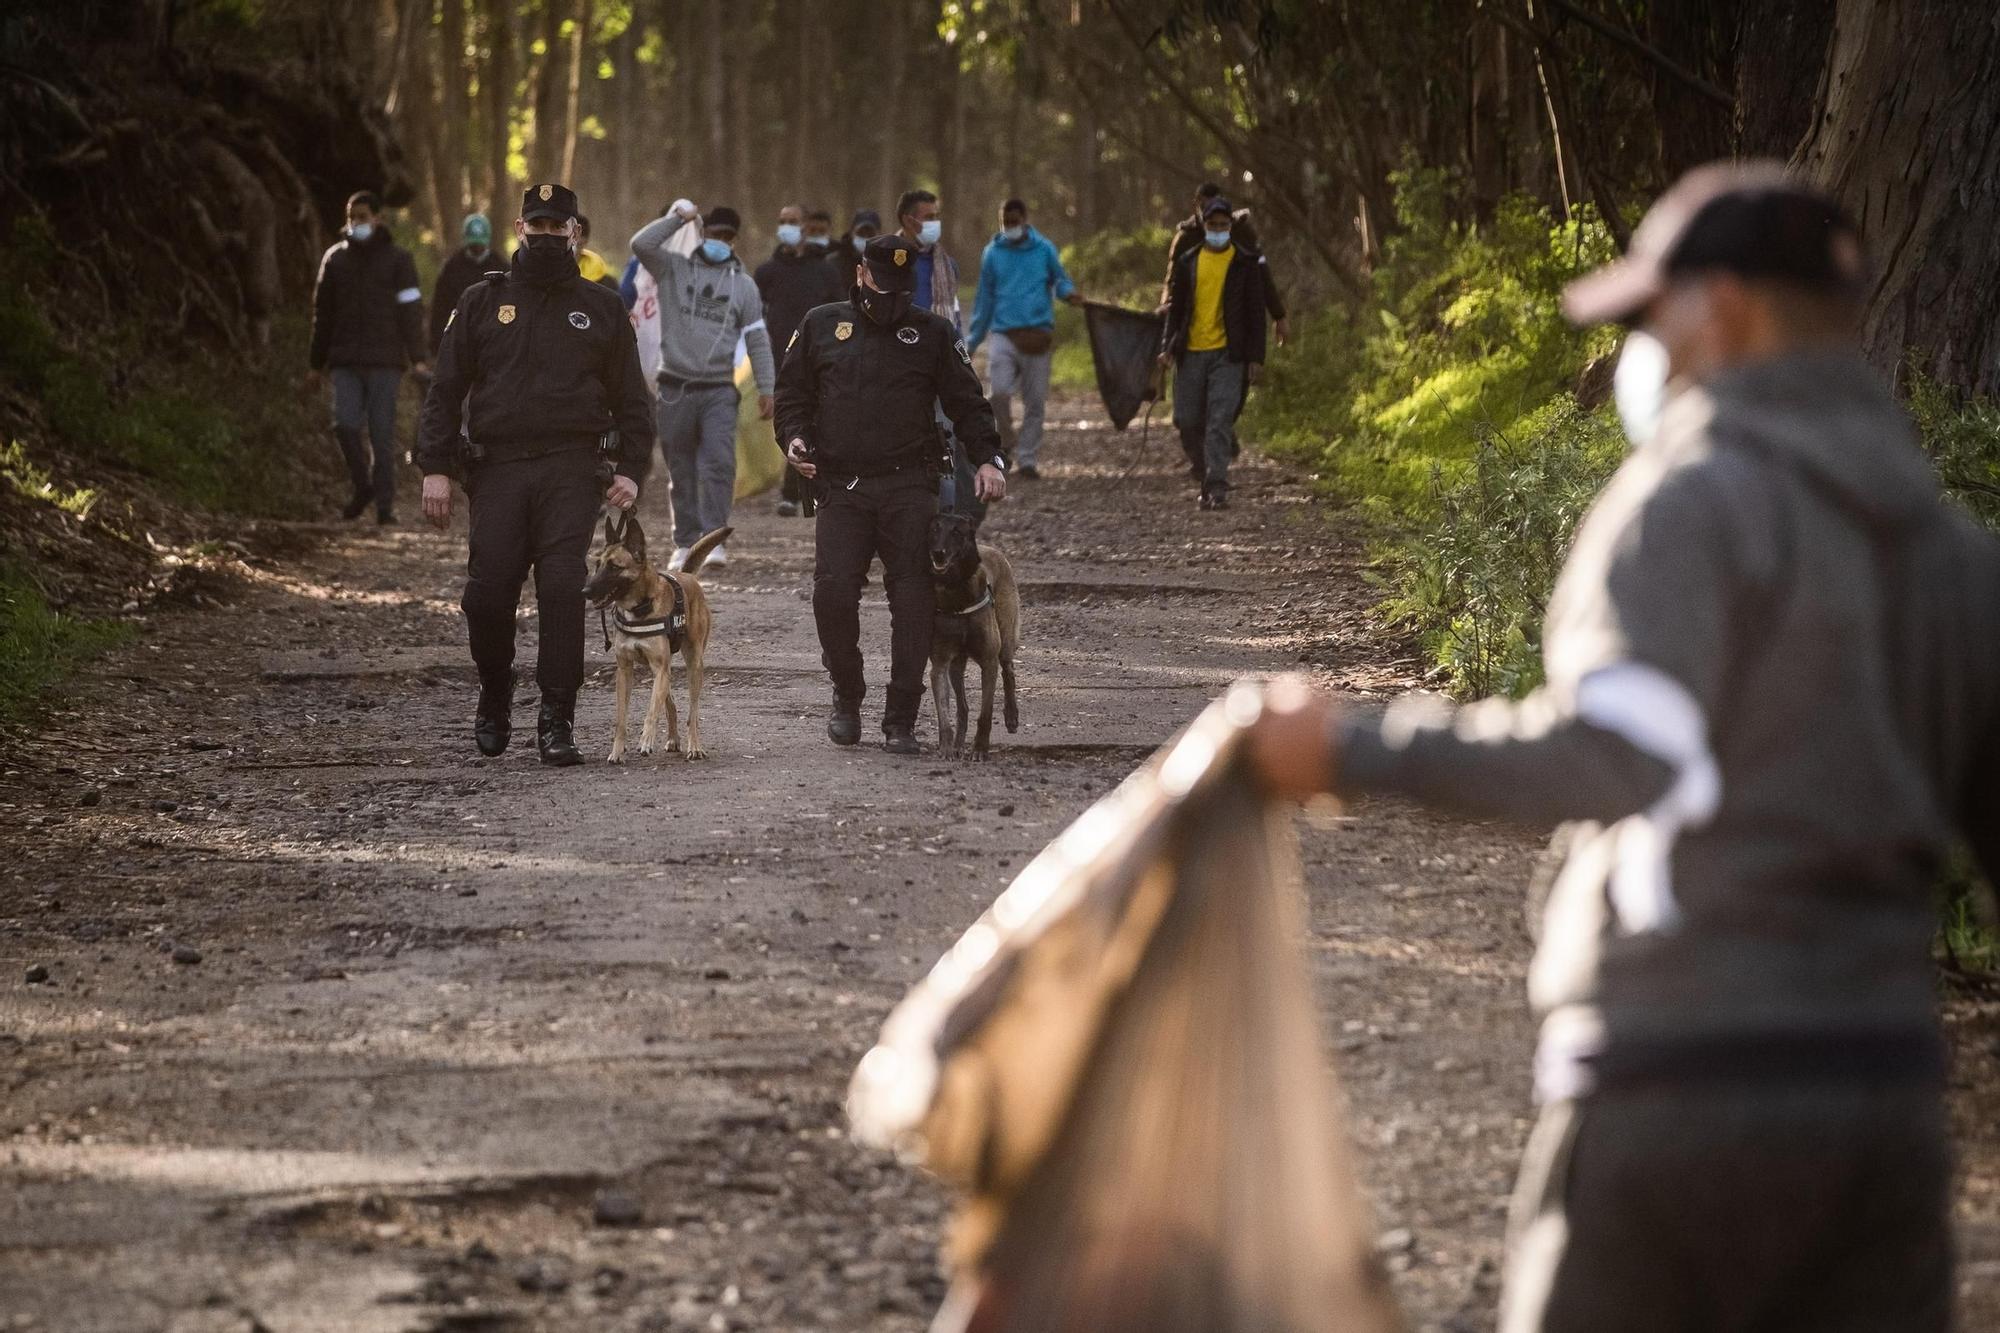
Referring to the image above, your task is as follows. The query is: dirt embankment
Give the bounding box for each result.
[2,407,1996,1331]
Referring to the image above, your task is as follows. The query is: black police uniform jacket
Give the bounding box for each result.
[773,295,1004,479]
[416,252,655,481]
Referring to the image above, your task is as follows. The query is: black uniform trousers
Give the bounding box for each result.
[461,447,601,704]
[812,470,935,729]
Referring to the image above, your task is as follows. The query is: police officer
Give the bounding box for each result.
[776,234,1006,755]
[418,183,655,766]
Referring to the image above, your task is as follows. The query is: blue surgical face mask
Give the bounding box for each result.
[852,235,870,255]
[348,222,374,242]
[776,223,803,249]
[805,234,831,250]
[918,219,942,247]
[1203,227,1232,251]
[1002,224,1026,242]
[1613,330,1671,448]
[700,238,734,264]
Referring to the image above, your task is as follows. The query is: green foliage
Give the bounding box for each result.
[1907,369,2000,533]
[1248,172,1622,697]
[0,562,134,725]
[0,218,328,518]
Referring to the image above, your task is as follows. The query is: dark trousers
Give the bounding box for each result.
[461,449,601,706]
[1502,1085,1952,1333]
[812,471,935,728]
[330,366,401,515]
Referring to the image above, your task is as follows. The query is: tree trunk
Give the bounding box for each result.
[482,0,513,211]
[876,0,910,221]
[702,0,727,201]
[1789,0,2000,395]
[439,0,469,219]
[560,0,588,184]
[528,0,565,183]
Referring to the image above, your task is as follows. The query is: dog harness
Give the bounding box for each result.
[600,574,687,651]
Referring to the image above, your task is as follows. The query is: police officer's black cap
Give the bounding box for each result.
[1563,161,1866,327]
[863,234,920,293]
[521,182,580,223]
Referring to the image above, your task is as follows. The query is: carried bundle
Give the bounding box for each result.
[849,682,1403,1333]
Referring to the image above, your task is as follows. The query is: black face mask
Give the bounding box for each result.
[515,233,577,283]
[858,286,911,327]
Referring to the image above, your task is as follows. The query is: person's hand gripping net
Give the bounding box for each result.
[1243,675,1340,800]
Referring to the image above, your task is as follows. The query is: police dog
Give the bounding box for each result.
[584,513,728,763]
[928,512,1020,759]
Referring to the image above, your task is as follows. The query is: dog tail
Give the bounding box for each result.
[681,526,734,576]
[1002,658,1019,733]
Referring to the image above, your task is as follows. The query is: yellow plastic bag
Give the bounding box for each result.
[733,351,784,499]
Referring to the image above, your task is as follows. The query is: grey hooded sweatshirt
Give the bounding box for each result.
[1337,350,2000,1097]
[630,208,777,394]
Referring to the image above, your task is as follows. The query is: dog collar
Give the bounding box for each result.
[939,589,993,617]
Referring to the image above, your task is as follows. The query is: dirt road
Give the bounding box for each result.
[4,400,1996,1331]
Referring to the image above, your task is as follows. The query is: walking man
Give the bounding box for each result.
[776,235,1006,755]
[756,203,846,516]
[1245,163,2000,1332]
[308,190,429,523]
[631,199,776,570]
[417,182,654,766]
[430,213,495,354]
[966,198,1084,480]
[1159,182,1287,349]
[1159,196,1283,510]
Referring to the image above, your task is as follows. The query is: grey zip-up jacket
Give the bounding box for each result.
[1336,351,2000,1096]
[629,207,776,393]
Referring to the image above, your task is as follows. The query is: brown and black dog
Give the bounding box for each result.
[583,513,728,763]
[928,511,1021,760]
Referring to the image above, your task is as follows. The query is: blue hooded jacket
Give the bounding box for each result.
[967,226,1077,354]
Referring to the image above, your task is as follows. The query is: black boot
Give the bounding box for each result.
[334,426,373,519]
[827,695,861,747]
[537,699,583,767]
[474,674,513,756]
[882,721,920,756]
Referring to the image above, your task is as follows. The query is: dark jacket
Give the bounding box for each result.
[309,226,426,371]
[416,251,654,481]
[1161,241,1280,365]
[1336,351,2000,1093]
[754,247,847,366]
[1161,211,1286,320]
[774,297,1003,480]
[430,247,498,352]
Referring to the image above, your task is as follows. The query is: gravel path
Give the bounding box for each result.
[4,400,1995,1331]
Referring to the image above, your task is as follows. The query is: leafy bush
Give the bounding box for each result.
[0,561,134,722]
[1248,170,1623,696]
[1908,369,2000,532]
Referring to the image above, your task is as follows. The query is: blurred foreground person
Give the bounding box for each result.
[1249,163,2000,1332]
[849,684,1403,1333]
[418,183,654,766]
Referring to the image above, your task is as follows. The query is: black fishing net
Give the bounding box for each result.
[1083,302,1166,431]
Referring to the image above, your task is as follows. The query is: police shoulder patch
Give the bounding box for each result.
[955,339,972,365]
[835,321,853,341]
[444,308,457,331]
[787,329,799,352]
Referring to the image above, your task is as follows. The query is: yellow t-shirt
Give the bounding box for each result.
[1186,243,1233,353]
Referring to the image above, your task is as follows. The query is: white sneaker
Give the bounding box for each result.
[667,546,691,572]
[706,544,729,569]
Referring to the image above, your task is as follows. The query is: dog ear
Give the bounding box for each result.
[623,515,647,566]
[603,511,622,547]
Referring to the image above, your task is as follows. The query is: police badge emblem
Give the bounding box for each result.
[835,322,853,341]
[539,184,553,201]
[893,249,908,267]
[568,311,590,329]
[498,304,517,324]
[896,326,920,345]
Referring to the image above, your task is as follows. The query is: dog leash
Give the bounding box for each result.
[939,589,994,618]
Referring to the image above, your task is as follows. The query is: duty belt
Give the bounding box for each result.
[600,574,687,651]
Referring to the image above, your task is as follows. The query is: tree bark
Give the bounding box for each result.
[1789,0,2000,395]
[482,0,513,212]
[439,0,469,217]
[528,0,565,183]
[559,0,588,184]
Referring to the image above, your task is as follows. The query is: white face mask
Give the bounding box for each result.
[918,219,942,247]
[1613,330,1671,448]
[1002,224,1025,242]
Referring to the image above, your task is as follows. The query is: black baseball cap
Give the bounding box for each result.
[1202,196,1234,219]
[704,206,742,234]
[1562,162,1866,327]
[863,234,920,294]
[521,182,579,223]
